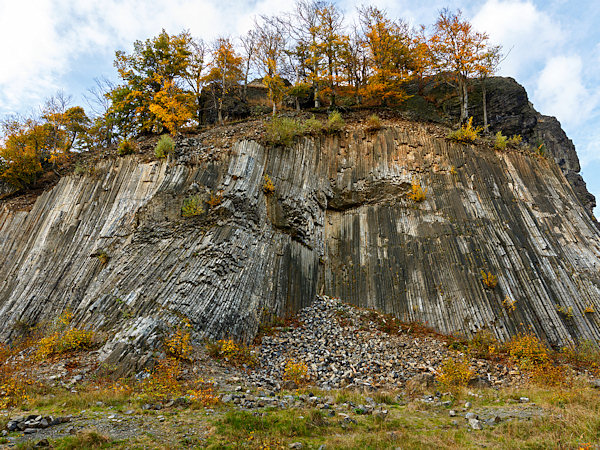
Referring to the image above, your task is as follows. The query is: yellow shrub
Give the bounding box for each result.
[506,333,549,371]
[187,381,219,407]
[164,319,193,361]
[36,311,94,359]
[139,358,183,401]
[494,131,507,150]
[507,134,522,146]
[503,296,517,311]
[584,304,595,314]
[447,117,482,144]
[283,359,309,386]
[437,356,474,389]
[481,270,498,289]
[263,175,275,195]
[556,304,574,319]
[408,177,427,202]
[209,339,258,368]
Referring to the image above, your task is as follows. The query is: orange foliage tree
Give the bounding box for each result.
[202,38,243,124]
[359,6,414,106]
[429,9,500,123]
[111,30,193,134]
[255,17,289,115]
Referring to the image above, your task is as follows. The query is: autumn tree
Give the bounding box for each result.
[429,9,499,123]
[178,34,210,128]
[85,76,119,148]
[341,26,368,105]
[203,38,243,124]
[315,3,348,106]
[359,6,414,106]
[285,0,324,107]
[255,18,288,114]
[111,29,193,134]
[239,30,259,103]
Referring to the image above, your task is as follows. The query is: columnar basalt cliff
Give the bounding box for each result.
[1,114,600,373]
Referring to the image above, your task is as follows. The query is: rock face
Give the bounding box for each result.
[437,77,596,216]
[1,121,600,372]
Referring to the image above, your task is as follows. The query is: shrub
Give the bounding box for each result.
[533,140,546,156]
[506,333,549,371]
[207,339,257,368]
[97,250,109,265]
[450,166,458,176]
[507,134,522,146]
[36,310,94,359]
[164,319,193,361]
[494,131,507,150]
[481,270,498,289]
[561,339,600,374]
[264,116,303,147]
[436,356,474,389]
[302,115,323,135]
[283,359,309,386]
[584,304,595,314]
[154,134,175,159]
[325,111,345,133]
[187,381,219,407]
[556,304,574,319]
[117,139,137,156]
[181,195,204,217]
[503,296,517,311]
[139,358,183,401]
[408,177,427,202]
[263,174,275,195]
[467,330,499,359]
[365,114,382,131]
[207,190,224,207]
[447,117,482,144]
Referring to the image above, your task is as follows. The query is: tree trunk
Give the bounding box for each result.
[314,84,320,108]
[482,80,488,133]
[272,102,276,116]
[459,78,468,123]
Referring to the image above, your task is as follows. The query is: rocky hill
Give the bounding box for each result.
[1,78,600,374]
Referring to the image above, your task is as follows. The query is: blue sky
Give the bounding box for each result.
[1,0,599,209]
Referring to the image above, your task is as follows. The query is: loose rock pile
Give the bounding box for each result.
[253,296,525,390]
[4,415,71,435]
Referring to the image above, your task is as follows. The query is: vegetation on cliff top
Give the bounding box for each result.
[0,1,501,191]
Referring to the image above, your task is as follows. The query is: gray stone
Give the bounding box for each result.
[468,418,483,430]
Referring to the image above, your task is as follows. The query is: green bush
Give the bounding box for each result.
[117,139,137,156]
[154,135,175,159]
[264,116,303,147]
[325,111,345,134]
[181,195,204,217]
[302,115,323,135]
[494,131,507,150]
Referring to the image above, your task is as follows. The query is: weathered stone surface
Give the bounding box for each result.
[1,122,600,371]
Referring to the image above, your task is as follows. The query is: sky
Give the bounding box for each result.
[1,0,600,209]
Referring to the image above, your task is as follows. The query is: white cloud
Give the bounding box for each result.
[534,55,598,127]
[0,0,298,116]
[472,0,564,80]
